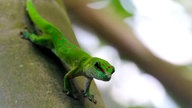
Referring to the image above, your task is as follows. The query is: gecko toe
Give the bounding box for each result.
[88,95,97,104]
[20,29,31,40]
[81,91,97,104]
[93,99,97,104]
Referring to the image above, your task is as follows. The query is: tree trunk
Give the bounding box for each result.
[0,0,105,107]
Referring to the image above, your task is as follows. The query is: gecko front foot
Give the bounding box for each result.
[81,90,97,104]
[20,29,30,40]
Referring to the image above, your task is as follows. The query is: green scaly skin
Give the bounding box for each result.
[21,0,115,104]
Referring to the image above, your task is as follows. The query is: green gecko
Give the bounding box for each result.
[20,0,115,104]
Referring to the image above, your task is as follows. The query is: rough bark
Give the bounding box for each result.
[0,0,105,107]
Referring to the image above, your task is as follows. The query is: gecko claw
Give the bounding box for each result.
[88,95,97,104]
[92,99,97,104]
[65,91,70,96]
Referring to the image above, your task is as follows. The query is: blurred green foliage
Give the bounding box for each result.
[109,0,134,17]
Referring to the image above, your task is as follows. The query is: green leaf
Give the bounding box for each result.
[109,0,134,17]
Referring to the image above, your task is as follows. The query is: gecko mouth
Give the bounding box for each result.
[104,78,111,81]
[103,75,111,81]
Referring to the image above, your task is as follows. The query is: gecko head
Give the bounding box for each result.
[85,57,115,81]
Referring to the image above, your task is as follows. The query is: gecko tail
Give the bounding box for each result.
[26,0,57,34]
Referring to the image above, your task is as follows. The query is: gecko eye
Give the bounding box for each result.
[94,62,105,74]
[94,62,100,69]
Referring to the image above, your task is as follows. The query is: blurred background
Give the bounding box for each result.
[69,0,192,107]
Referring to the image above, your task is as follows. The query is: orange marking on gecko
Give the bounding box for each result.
[67,44,72,48]
[58,37,62,40]
[74,48,78,51]
[65,42,70,45]
[106,66,112,71]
